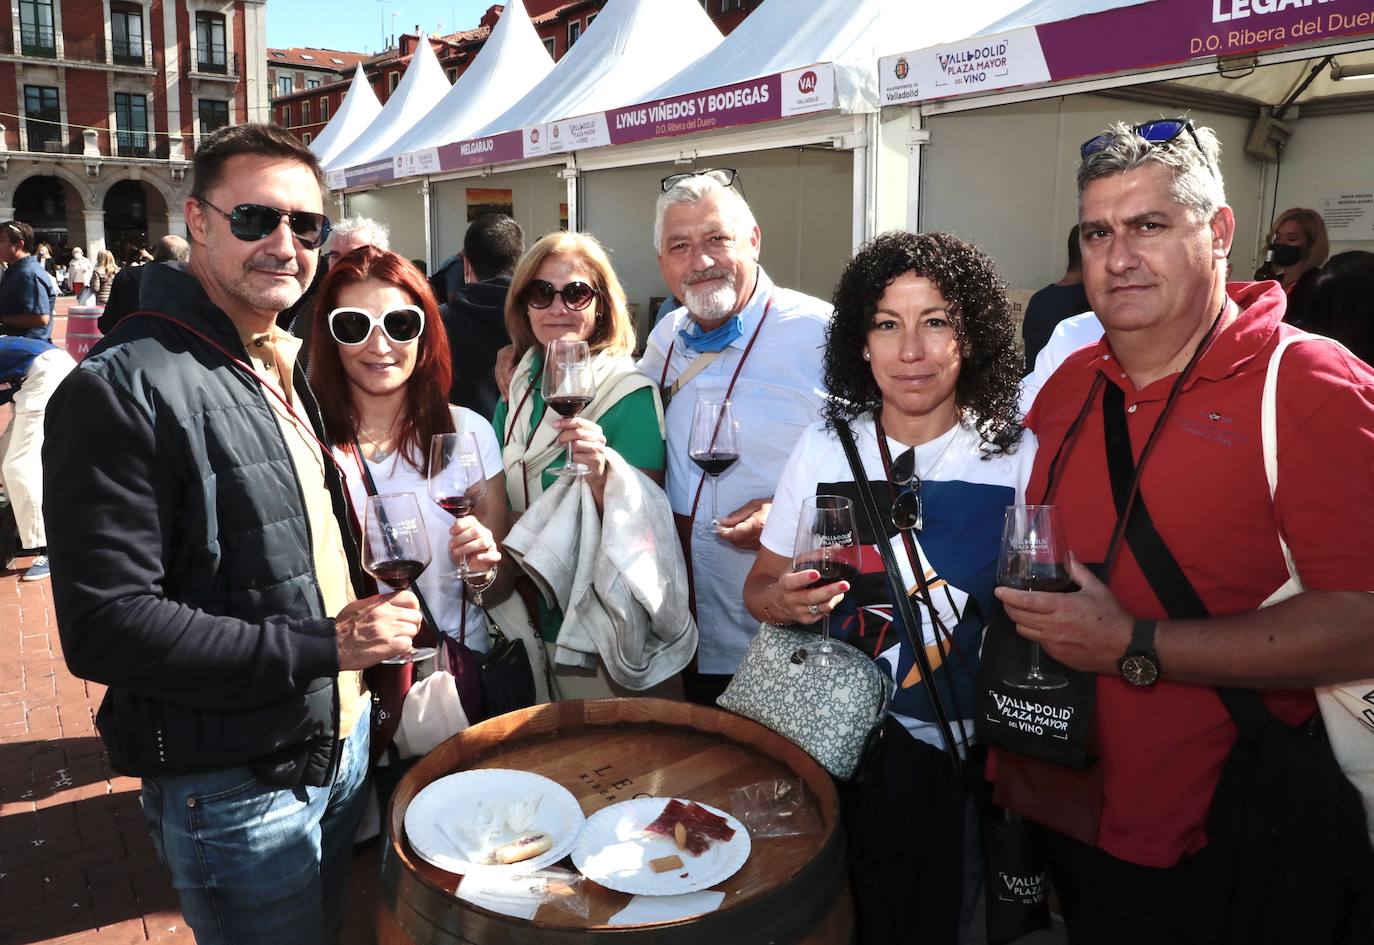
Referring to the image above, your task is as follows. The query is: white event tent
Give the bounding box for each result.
[880,0,1374,298]
[382,0,554,162]
[309,65,382,170]
[326,39,451,261]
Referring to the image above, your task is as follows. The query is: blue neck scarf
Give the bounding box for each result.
[678,315,744,354]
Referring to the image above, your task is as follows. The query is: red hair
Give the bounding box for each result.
[309,245,453,473]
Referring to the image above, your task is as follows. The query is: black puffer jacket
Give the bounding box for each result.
[43,264,368,787]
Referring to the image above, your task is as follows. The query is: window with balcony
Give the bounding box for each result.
[19,0,56,57]
[24,85,61,151]
[111,3,145,65]
[195,12,228,73]
[301,101,311,124]
[320,97,329,121]
[277,75,293,96]
[568,20,581,48]
[115,92,149,157]
[199,99,229,135]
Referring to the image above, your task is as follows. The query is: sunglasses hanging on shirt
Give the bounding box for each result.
[328,305,425,346]
[522,279,598,311]
[196,197,332,249]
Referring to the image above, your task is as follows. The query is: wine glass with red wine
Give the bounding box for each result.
[427,432,490,591]
[688,398,741,528]
[362,492,431,592]
[998,504,1071,690]
[791,495,862,667]
[541,338,595,477]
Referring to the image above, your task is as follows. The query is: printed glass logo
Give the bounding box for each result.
[798,70,817,94]
[894,57,909,80]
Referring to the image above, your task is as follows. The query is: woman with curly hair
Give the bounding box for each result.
[744,230,1033,944]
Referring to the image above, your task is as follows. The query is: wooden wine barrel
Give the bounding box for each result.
[64,306,103,361]
[377,698,854,945]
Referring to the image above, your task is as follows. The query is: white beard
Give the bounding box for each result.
[682,270,739,323]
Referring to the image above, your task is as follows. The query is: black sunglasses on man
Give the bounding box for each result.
[196,197,332,250]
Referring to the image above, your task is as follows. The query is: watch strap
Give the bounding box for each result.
[1130,618,1158,656]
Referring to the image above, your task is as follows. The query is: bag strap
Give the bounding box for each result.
[350,435,441,647]
[1261,333,1313,591]
[835,417,962,771]
[1099,382,1270,739]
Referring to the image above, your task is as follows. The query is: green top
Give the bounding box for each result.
[495,356,667,641]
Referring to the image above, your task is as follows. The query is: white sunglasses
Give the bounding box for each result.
[328,305,425,346]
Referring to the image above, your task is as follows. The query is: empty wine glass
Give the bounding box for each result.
[541,339,595,477]
[998,504,1071,691]
[688,398,741,528]
[791,495,862,667]
[362,492,431,592]
[428,432,489,590]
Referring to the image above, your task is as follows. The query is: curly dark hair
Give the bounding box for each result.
[823,230,1022,454]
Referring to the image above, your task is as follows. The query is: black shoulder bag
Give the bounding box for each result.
[1097,384,1374,944]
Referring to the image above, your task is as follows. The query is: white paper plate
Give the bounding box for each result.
[404,769,584,875]
[571,797,751,896]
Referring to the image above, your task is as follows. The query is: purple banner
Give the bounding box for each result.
[436,131,526,172]
[1038,0,1374,83]
[342,159,395,188]
[606,74,785,145]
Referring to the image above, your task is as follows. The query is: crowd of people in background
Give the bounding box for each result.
[0,115,1366,945]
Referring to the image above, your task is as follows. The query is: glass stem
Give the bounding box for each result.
[1028,642,1046,681]
[565,440,576,471]
[710,476,720,527]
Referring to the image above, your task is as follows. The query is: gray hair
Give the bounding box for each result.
[328,215,391,252]
[1077,120,1227,223]
[653,174,757,252]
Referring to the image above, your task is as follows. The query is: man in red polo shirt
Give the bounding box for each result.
[997,119,1374,940]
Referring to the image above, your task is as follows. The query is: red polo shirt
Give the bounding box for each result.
[1022,281,1374,867]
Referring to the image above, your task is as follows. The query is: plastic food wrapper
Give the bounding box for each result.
[456,867,589,920]
[726,778,822,838]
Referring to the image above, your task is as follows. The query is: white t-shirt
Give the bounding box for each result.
[761,415,1035,748]
[336,406,503,653]
[1019,311,1104,417]
[636,267,832,674]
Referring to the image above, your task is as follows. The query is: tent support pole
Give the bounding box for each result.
[563,157,580,234]
[851,137,867,254]
[906,109,925,233]
[420,178,433,273]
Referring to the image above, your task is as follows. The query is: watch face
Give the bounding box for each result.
[1121,654,1160,687]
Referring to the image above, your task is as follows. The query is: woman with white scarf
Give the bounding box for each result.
[493,232,673,699]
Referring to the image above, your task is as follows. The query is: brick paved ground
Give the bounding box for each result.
[0,305,379,945]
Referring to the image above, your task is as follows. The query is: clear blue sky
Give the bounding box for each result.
[267,0,498,55]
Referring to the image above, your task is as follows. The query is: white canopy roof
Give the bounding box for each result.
[325,38,451,171]
[309,65,382,168]
[474,0,722,137]
[384,1,553,160]
[981,0,1150,33]
[648,0,1029,115]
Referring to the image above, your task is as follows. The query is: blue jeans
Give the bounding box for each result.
[140,702,370,945]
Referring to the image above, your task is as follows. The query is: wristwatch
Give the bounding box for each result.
[1118,618,1161,687]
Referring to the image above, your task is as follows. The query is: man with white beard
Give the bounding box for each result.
[637,170,832,704]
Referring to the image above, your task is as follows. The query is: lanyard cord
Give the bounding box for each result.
[502,363,541,509]
[680,293,774,525]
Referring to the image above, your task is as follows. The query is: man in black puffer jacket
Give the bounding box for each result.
[42,124,422,945]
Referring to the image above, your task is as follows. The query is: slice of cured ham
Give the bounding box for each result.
[644,799,736,855]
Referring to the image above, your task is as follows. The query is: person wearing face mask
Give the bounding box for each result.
[1254,207,1329,327]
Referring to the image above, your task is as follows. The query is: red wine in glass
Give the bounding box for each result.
[547,394,593,419]
[367,557,427,590]
[998,505,1072,690]
[796,558,862,589]
[437,492,479,518]
[691,451,739,477]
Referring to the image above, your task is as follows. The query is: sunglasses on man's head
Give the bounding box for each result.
[197,197,332,249]
[328,305,425,346]
[1080,118,1202,161]
[522,279,598,311]
[660,167,743,196]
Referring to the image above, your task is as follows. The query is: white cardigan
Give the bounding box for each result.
[503,451,696,691]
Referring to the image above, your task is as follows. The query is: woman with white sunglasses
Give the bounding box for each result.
[309,245,512,657]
